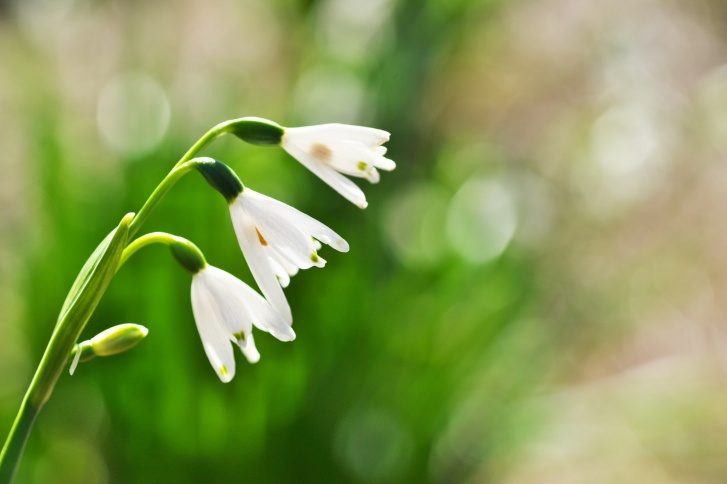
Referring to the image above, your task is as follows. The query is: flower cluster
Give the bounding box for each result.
[180,121,393,381]
[3,118,395,481]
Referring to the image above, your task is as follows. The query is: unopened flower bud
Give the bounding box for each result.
[90,323,149,357]
[70,324,149,375]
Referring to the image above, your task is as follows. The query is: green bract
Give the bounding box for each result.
[36,213,133,406]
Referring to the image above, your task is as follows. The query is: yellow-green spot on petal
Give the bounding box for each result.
[311,253,320,263]
[234,331,246,342]
[220,365,229,376]
[356,161,367,171]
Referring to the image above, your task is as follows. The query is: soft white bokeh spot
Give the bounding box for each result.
[97,72,170,157]
[383,182,450,269]
[334,406,414,482]
[292,67,366,124]
[446,178,518,264]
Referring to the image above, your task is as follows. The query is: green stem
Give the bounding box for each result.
[128,118,243,238]
[0,400,38,483]
[0,214,132,483]
[118,232,206,274]
[127,162,196,238]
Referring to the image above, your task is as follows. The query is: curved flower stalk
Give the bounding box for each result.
[280,124,395,209]
[191,265,295,382]
[195,158,349,324]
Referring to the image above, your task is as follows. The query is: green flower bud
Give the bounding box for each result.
[70,324,149,375]
[193,158,244,203]
[226,117,284,145]
[90,324,149,357]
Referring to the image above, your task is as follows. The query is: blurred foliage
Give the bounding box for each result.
[2,0,727,483]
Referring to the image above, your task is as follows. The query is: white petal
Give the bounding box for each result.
[199,266,254,338]
[270,244,301,277]
[230,203,293,324]
[191,273,236,382]
[372,155,396,171]
[268,253,291,288]
[285,124,389,146]
[366,167,380,184]
[239,332,260,364]
[322,141,376,173]
[281,143,368,209]
[232,275,296,342]
[244,189,350,252]
[266,244,301,288]
[199,266,295,343]
[241,192,328,269]
[254,218,319,271]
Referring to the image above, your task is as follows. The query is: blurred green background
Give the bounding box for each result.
[2,0,727,482]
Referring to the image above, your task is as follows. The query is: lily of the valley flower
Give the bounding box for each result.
[229,188,349,324]
[191,265,295,382]
[280,124,395,209]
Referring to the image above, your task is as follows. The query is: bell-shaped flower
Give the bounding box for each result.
[229,188,349,324]
[191,264,295,382]
[280,124,395,209]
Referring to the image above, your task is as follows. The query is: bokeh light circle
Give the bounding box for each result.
[446,178,518,264]
[97,72,170,157]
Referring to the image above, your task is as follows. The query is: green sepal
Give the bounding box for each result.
[194,158,244,203]
[226,117,284,145]
[34,213,133,406]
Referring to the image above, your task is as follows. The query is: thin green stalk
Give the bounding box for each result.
[127,162,196,238]
[118,232,175,268]
[117,232,200,269]
[128,118,241,237]
[0,401,38,483]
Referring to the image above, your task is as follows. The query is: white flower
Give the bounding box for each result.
[280,124,395,208]
[190,265,295,382]
[229,188,349,324]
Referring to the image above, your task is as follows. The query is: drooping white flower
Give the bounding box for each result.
[229,188,349,324]
[280,124,395,209]
[190,265,295,382]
